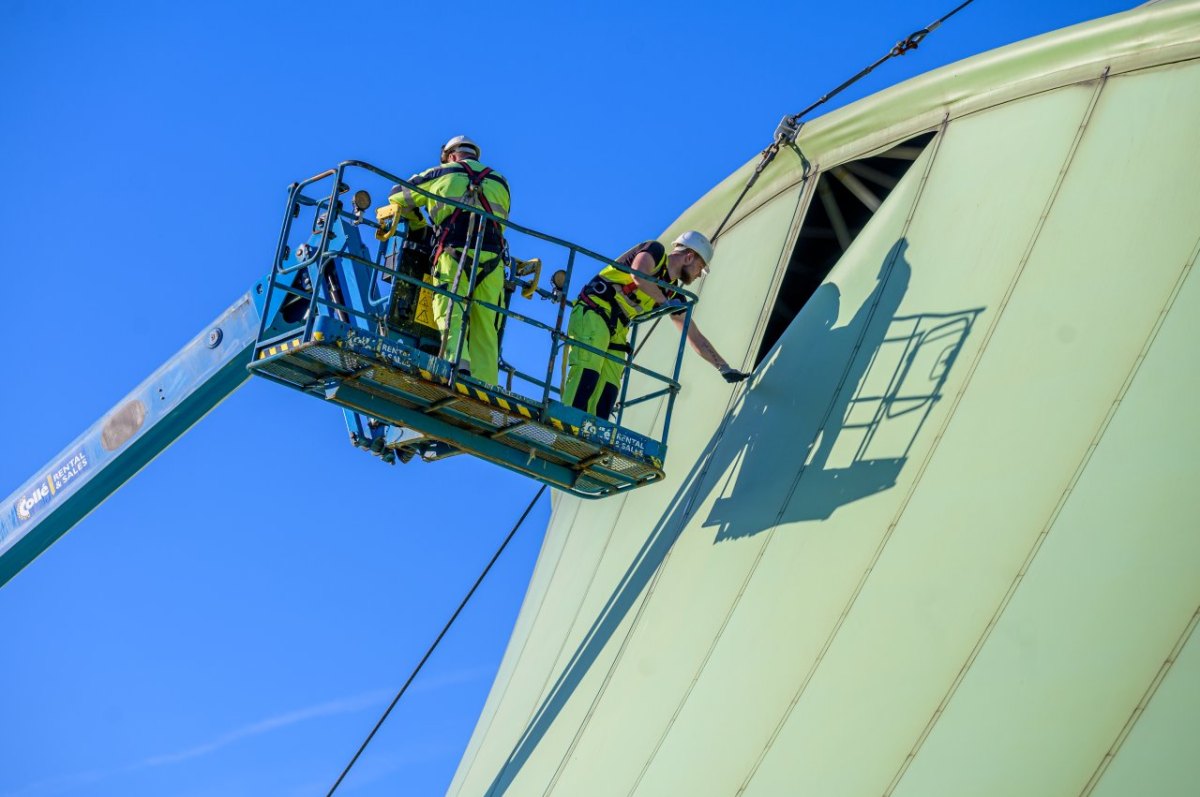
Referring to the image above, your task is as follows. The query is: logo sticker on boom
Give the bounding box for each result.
[14,450,90,522]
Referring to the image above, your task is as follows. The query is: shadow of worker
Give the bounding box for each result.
[479,242,915,797]
[704,238,913,541]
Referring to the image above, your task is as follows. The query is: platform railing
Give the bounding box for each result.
[257,160,698,452]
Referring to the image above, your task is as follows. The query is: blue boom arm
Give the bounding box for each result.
[0,288,265,587]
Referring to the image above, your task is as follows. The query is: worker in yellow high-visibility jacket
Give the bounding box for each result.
[386,135,510,385]
[563,231,750,419]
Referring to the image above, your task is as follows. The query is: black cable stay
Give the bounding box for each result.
[631,0,978,363]
[326,485,547,796]
[711,0,978,242]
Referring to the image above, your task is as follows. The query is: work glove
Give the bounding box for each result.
[660,296,688,314]
[720,365,751,383]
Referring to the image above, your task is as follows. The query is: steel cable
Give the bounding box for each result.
[712,0,978,242]
[326,485,547,796]
[625,1,978,370]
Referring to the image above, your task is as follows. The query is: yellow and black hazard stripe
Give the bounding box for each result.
[450,381,546,420]
[448,382,585,436]
[257,336,305,359]
[547,417,581,435]
[443,381,583,435]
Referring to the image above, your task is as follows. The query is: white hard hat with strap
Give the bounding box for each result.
[441,135,481,163]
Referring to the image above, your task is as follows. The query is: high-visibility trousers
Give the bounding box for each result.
[432,250,504,386]
[562,305,627,419]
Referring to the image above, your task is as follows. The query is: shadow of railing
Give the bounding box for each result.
[705,240,982,539]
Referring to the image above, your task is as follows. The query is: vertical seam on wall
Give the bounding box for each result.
[479,492,631,796]
[1079,604,1200,795]
[454,496,584,794]
[1075,230,1200,797]
[537,187,816,792]
[529,495,630,710]
[733,114,951,797]
[539,404,748,795]
[881,68,1114,797]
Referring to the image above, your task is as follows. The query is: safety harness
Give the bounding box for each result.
[431,161,507,270]
[577,290,633,353]
[577,258,676,353]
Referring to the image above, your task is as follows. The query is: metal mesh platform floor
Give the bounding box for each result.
[250,340,664,498]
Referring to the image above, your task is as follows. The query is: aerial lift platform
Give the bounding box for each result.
[248,161,696,499]
[1,159,700,585]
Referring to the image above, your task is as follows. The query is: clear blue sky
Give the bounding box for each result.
[0,1,1136,795]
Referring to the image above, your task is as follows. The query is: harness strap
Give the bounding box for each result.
[580,256,673,329]
[432,161,504,264]
[578,293,630,337]
[437,247,504,283]
[458,161,497,216]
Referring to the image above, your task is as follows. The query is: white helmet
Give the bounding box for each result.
[672,230,714,266]
[441,135,480,163]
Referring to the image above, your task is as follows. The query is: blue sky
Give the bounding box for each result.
[0,1,1137,795]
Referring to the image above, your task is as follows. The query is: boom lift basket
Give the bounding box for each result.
[247,161,697,499]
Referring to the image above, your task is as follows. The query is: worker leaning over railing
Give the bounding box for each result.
[383,135,510,385]
[564,231,751,419]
